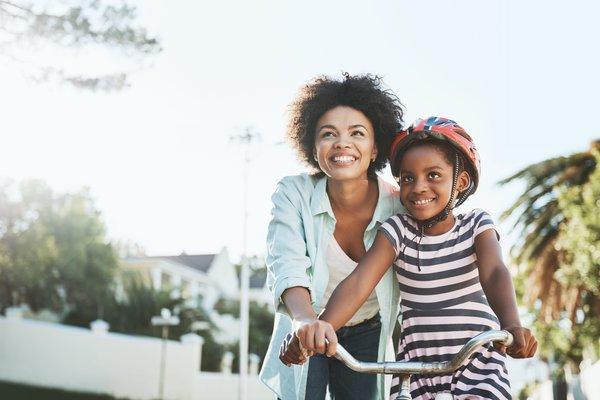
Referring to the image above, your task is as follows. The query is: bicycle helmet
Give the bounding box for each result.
[389,116,481,227]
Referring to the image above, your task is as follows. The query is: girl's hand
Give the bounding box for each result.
[497,326,538,358]
[294,318,338,357]
[279,332,307,367]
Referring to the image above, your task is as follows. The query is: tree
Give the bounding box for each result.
[0,179,118,317]
[213,265,275,371]
[499,140,600,371]
[0,0,160,90]
[553,148,600,365]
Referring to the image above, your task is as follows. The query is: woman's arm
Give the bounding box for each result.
[296,232,396,356]
[266,179,314,311]
[475,229,538,358]
[278,287,317,366]
[265,178,318,366]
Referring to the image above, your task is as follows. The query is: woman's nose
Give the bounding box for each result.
[334,135,351,148]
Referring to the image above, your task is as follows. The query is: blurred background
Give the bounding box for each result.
[1,0,599,399]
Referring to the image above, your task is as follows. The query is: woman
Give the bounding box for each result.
[259,73,405,399]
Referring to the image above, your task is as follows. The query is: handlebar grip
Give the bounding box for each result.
[500,330,514,347]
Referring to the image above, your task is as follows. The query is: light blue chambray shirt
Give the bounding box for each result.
[259,173,403,399]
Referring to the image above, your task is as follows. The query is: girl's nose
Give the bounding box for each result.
[414,178,428,192]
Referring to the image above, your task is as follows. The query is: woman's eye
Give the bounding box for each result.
[351,130,365,136]
[321,131,335,138]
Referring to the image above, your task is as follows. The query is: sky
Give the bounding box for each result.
[1,0,599,263]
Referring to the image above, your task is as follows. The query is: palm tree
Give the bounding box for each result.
[499,140,600,370]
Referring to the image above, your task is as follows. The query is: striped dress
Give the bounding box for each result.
[379,209,511,400]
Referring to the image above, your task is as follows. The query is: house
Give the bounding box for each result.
[245,267,271,307]
[119,248,272,344]
[120,247,238,311]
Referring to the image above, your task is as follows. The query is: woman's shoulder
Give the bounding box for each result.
[377,176,400,195]
[376,176,403,215]
[275,173,322,194]
[277,173,321,188]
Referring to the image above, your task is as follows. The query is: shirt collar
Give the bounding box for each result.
[369,176,397,228]
[310,175,334,218]
[310,175,398,224]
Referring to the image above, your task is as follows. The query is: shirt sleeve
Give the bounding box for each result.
[472,209,499,240]
[377,214,403,259]
[265,177,313,313]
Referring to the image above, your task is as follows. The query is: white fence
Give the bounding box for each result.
[0,309,273,400]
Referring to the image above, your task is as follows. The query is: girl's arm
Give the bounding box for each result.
[295,232,396,356]
[475,229,538,358]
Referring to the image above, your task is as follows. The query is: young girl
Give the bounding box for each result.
[293,117,538,400]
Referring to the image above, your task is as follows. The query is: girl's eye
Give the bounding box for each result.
[401,175,413,183]
[428,172,441,179]
[351,130,365,136]
[321,131,335,138]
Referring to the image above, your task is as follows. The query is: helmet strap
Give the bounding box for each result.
[420,152,460,229]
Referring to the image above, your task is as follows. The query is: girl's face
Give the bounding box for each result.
[398,143,469,234]
[313,106,377,182]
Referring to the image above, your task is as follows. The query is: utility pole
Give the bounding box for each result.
[230,128,260,400]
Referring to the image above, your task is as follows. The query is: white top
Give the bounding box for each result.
[320,237,379,326]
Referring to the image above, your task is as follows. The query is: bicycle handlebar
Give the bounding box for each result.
[333,329,513,375]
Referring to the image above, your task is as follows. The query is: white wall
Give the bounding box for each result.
[579,359,600,399]
[526,359,600,400]
[0,310,273,400]
[0,312,199,400]
[197,373,273,400]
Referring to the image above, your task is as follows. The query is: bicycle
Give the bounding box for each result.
[331,329,513,400]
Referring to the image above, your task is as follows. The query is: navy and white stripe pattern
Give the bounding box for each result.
[379,209,511,400]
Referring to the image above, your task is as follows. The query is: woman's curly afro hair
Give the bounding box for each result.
[287,73,404,179]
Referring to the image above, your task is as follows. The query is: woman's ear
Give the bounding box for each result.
[456,171,471,194]
[371,146,378,162]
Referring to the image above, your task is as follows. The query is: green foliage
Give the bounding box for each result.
[552,148,600,364]
[0,179,118,317]
[0,0,161,90]
[220,300,275,373]
[556,149,600,293]
[248,301,275,361]
[0,380,129,400]
[500,140,600,372]
[214,297,240,318]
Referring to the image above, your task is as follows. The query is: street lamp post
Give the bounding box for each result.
[230,128,260,400]
[151,308,180,400]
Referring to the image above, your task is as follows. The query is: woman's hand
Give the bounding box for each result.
[496,326,538,358]
[279,332,308,367]
[294,318,338,357]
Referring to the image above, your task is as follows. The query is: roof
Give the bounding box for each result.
[124,254,217,273]
[163,254,216,273]
[245,268,267,289]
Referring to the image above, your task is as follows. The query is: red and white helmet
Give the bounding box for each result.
[389,116,481,194]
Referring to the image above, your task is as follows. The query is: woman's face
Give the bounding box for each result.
[313,106,377,182]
